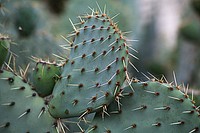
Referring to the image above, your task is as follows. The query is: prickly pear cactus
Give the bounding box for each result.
[49,11,130,118]
[191,0,200,16]
[32,60,61,97]
[179,19,200,44]
[0,34,10,68]
[14,3,38,38]
[0,70,57,132]
[87,81,200,132]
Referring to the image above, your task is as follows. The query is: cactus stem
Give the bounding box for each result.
[18,109,31,119]
[169,121,184,126]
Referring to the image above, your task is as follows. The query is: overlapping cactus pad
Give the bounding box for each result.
[87,81,200,132]
[0,34,10,68]
[32,60,61,97]
[0,70,57,133]
[49,12,129,118]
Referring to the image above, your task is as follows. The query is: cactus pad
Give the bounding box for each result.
[49,12,129,118]
[32,60,61,97]
[0,70,57,132]
[87,81,200,132]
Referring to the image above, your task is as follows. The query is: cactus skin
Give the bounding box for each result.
[14,4,38,38]
[49,12,129,118]
[179,20,200,44]
[0,70,57,132]
[0,34,10,68]
[45,0,68,15]
[87,81,200,133]
[32,60,61,97]
[191,0,200,17]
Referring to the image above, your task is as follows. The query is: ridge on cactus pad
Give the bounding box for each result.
[86,81,200,133]
[0,70,57,133]
[49,11,131,118]
[0,34,10,69]
[32,60,61,97]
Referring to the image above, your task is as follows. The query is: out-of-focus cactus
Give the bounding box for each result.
[14,4,38,38]
[45,0,68,15]
[0,34,10,68]
[191,0,200,17]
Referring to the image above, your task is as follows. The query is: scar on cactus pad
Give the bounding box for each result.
[48,8,137,118]
[87,80,200,133]
[0,34,10,68]
[32,59,61,97]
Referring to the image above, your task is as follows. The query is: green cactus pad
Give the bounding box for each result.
[49,12,129,118]
[87,81,200,132]
[0,70,57,132]
[14,4,38,37]
[0,34,10,68]
[32,60,61,97]
[179,20,200,44]
[191,0,200,16]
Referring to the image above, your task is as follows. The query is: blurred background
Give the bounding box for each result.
[0,0,200,104]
